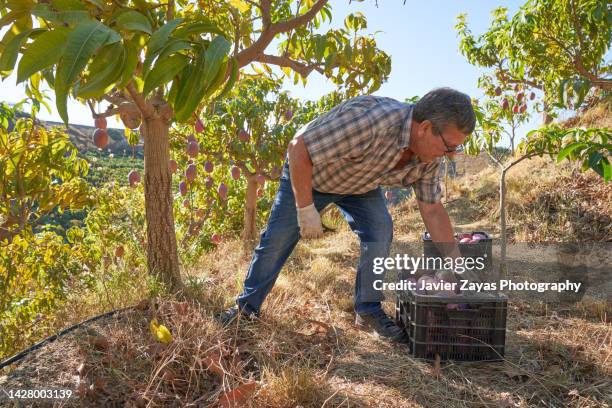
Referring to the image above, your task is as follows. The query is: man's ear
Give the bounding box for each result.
[416,120,431,139]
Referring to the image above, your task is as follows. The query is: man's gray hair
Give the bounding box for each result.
[412,87,476,135]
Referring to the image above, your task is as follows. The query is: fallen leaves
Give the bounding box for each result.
[202,353,226,379]
[149,318,173,344]
[217,382,258,408]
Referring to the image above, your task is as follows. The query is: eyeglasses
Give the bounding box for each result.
[437,131,458,154]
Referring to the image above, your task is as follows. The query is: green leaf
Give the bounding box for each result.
[0,10,28,29]
[30,4,89,25]
[0,28,45,74]
[203,57,228,99]
[143,18,183,75]
[41,67,55,86]
[115,10,152,34]
[556,142,586,162]
[0,29,32,74]
[77,42,125,98]
[117,37,138,88]
[174,50,208,121]
[171,64,193,114]
[146,18,183,56]
[167,71,181,105]
[588,151,603,170]
[17,27,70,83]
[52,0,88,10]
[601,157,611,182]
[315,35,327,59]
[156,39,192,62]
[84,0,105,9]
[215,56,238,100]
[144,38,192,77]
[55,20,112,124]
[324,52,337,70]
[201,35,231,91]
[143,53,188,97]
[173,21,226,40]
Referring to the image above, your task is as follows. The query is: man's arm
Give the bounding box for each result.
[418,200,462,284]
[286,135,313,208]
[287,135,323,238]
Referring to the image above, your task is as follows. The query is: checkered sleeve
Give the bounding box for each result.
[298,104,375,166]
[411,160,443,204]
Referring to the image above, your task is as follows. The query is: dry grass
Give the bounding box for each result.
[561,98,612,129]
[430,155,611,243]
[1,224,611,407]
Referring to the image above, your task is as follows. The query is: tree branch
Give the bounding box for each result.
[167,0,174,21]
[87,100,98,118]
[505,152,538,171]
[126,82,154,119]
[253,54,324,76]
[235,0,327,69]
[272,0,328,33]
[230,9,240,56]
[102,91,128,106]
[86,99,120,119]
[98,107,121,118]
[572,57,612,89]
[260,0,272,29]
[235,0,274,68]
[495,61,542,90]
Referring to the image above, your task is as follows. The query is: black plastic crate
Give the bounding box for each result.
[396,290,507,361]
[422,231,493,272]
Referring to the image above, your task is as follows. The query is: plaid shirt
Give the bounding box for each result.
[297,95,442,203]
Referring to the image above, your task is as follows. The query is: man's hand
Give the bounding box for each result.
[297,203,324,238]
[418,201,457,250]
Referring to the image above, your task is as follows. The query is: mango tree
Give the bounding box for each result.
[466,100,610,272]
[0,104,95,357]
[474,75,536,155]
[205,76,296,240]
[0,106,93,243]
[208,76,347,240]
[465,102,530,272]
[0,0,391,293]
[170,77,344,249]
[456,0,611,124]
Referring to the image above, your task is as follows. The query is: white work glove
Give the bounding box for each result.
[296,203,324,238]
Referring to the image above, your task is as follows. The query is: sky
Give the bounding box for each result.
[0,0,557,140]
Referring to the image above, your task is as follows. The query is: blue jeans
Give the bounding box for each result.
[236,160,393,316]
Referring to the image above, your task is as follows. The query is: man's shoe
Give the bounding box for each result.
[215,305,258,326]
[355,309,408,343]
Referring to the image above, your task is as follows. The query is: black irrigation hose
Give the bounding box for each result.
[0,305,136,370]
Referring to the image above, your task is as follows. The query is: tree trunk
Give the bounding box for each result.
[242,174,258,240]
[543,111,554,125]
[141,117,183,294]
[499,168,508,278]
[497,154,534,279]
[542,100,554,125]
